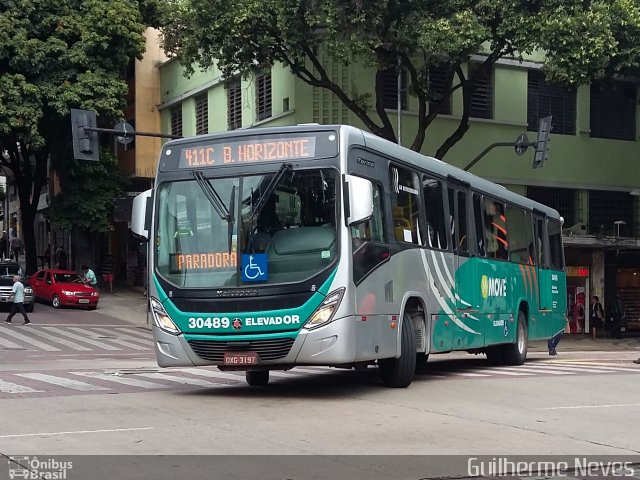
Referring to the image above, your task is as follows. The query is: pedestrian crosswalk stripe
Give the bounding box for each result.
[71,371,169,389]
[0,333,23,350]
[543,363,640,373]
[0,379,42,394]
[494,366,573,375]
[22,328,92,351]
[91,327,151,347]
[1,327,61,351]
[135,372,230,388]
[113,327,151,340]
[530,364,623,374]
[181,368,244,382]
[469,368,535,376]
[42,327,121,351]
[452,372,491,377]
[16,373,109,391]
[68,327,148,351]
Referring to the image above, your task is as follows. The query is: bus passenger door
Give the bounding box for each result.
[535,215,553,337]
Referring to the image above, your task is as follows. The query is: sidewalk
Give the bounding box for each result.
[529,333,640,352]
[95,287,150,328]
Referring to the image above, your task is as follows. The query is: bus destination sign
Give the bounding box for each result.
[179,136,317,168]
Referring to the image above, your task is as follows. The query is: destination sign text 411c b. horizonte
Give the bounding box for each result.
[179,136,317,168]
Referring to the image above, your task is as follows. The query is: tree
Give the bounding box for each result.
[161,0,640,158]
[0,0,147,275]
[49,150,124,234]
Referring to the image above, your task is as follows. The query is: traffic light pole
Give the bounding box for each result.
[82,127,182,140]
[462,141,536,171]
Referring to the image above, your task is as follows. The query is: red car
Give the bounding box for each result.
[29,269,99,309]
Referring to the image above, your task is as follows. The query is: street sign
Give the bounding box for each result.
[114,121,135,145]
[533,116,552,169]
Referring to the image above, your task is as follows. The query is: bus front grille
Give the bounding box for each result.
[171,292,313,313]
[187,338,295,362]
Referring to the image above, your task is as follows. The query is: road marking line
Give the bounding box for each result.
[0,427,153,439]
[0,334,24,349]
[71,371,169,389]
[113,327,152,340]
[16,373,109,391]
[21,328,92,351]
[0,328,61,351]
[495,366,573,375]
[68,327,148,350]
[90,327,151,347]
[183,368,296,380]
[538,403,640,410]
[532,364,635,373]
[43,327,121,351]
[470,368,535,376]
[548,363,640,373]
[0,379,42,394]
[452,372,491,377]
[136,372,230,387]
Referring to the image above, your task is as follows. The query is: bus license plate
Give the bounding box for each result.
[223,352,258,366]
[79,299,89,304]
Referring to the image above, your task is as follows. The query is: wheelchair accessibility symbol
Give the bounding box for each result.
[241,254,268,282]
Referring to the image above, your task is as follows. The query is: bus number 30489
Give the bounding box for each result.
[188,317,231,329]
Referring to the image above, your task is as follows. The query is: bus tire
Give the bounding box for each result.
[379,312,416,388]
[501,311,528,365]
[246,370,269,386]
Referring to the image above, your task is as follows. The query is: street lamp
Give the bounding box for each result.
[614,220,626,237]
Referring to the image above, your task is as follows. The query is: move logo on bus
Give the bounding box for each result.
[481,275,507,299]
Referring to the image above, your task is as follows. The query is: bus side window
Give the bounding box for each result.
[473,193,485,256]
[422,175,447,250]
[390,165,421,244]
[483,198,508,260]
[457,190,469,254]
[351,184,385,249]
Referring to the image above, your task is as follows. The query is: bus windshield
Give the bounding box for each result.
[155,167,338,288]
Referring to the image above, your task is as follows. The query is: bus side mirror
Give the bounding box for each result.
[345,175,373,225]
[132,189,153,240]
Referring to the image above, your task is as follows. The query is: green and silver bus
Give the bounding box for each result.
[131,125,567,388]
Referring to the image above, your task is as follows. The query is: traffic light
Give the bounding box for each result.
[71,108,99,161]
[532,115,552,169]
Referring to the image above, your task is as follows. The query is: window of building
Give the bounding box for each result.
[170,105,182,137]
[527,70,576,135]
[195,94,208,135]
[422,176,447,250]
[256,73,272,121]
[482,197,508,260]
[227,79,242,130]
[380,68,407,110]
[469,63,493,119]
[390,165,420,243]
[526,186,576,228]
[506,205,534,265]
[428,64,453,115]
[588,190,634,236]
[590,80,636,141]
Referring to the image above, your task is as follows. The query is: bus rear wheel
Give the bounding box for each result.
[246,370,269,386]
[378,312,416,388]
[501,311,528,365]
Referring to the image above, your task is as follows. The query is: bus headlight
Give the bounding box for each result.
[304,288,345,330]
[150,297,180,335]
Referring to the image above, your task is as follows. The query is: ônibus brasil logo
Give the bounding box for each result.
[481,275,507,299]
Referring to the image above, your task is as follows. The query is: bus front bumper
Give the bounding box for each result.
[152,316,361,368]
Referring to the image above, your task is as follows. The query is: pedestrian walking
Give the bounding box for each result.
[9,235,21,261]
[3,275,31,325]
[0,231,7,260]
[101,255,115,293]
[82,265,98,287]
[612,293,625,339]
[590,295,605,339]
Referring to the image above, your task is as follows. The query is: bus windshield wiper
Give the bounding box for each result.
[249,163,292,225]
[192,170,231,221]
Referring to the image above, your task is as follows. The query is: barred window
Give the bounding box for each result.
[588,190,634,236]
[195,94,208,135]
[527,186,576,228]
[227,79,242,130]
[590,80,636,141]
[380,68,407,110]
[527,70,576,135]
[428,64,452,115]
[469,64,493,119]
[170,105,182,137]
[256,73,272,121]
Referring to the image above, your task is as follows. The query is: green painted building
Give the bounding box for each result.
[158,55,640,336]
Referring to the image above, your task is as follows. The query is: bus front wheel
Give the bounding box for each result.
[379,312,417,388]
[501,311,528,365]
[246,370,269,386]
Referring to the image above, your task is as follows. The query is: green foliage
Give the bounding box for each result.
[161,0,640,156]
[49,150,124,233]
